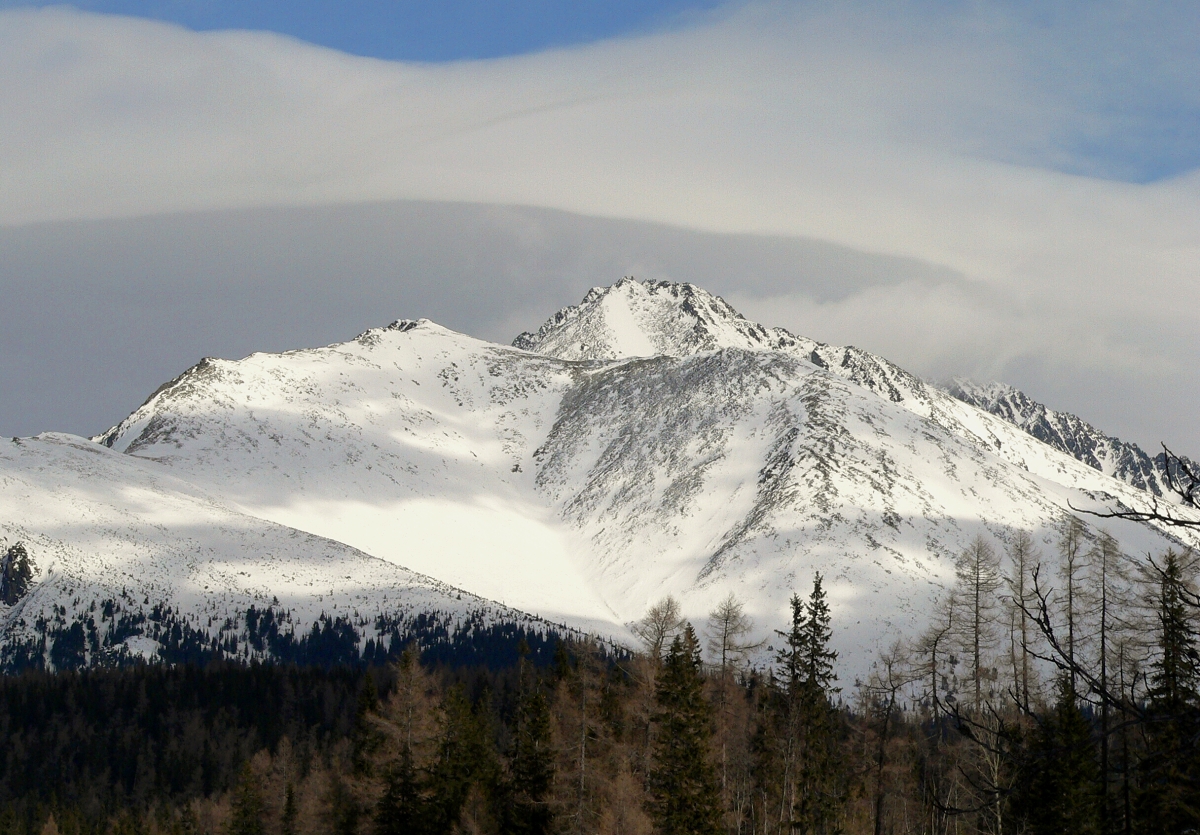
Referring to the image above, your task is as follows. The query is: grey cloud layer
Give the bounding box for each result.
[2,201,1196,461]
[0,3,1197,456]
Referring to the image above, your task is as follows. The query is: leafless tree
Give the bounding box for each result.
[632,595,685,661]
[862,642,920,835]
[1059,517,1087,686]
[705,593,762,674]
[1004,530,1038,712]
[955,535,1003,710]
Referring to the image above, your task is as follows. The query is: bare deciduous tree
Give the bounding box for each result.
[1004,530,1038,712]
[955,535,1003,710]
[633,595,685,661]
[705,593,761,674]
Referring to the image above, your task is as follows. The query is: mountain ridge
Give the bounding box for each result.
[3,277,1197,676]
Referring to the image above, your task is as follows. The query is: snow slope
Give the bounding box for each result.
[946,379,1193,498]
[0,432,539,667]
[86,279,1200,677]
[96,320,620,634]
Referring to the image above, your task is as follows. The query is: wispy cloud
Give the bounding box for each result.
[1,2,1198,454]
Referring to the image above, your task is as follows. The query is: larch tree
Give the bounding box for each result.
[635,596,686,662]
[705,592,758,811]
[1060,517,1088,687]
[955,535,1003,710]
[1006,530,1038,713]
[705,593,758,675]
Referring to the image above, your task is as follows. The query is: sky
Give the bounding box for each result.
[0,0,731,61]
[1,1,1198,456]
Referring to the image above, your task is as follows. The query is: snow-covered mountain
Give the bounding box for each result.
[945,379,1193,498]
[3,277,1196,675]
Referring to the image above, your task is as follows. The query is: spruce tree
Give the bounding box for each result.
[794,573,845,835]
[802,572,838,693]
[376,750,425,835]
[507,685,555,835]
[1019,675,1100,835]
[650,626,723,835]
[281,783,297,835]
[426,685,498,834]
[0,543,34,606]
[353,674,383,775]
[1137,549,1200,834]
[227,763,264,835]
[328,773,360,835]
[775,593,805,689]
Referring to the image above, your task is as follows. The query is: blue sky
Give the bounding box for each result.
[3,0,1197,182]
[1,0,731,61]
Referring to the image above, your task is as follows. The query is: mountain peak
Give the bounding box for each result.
[513,277,805,361]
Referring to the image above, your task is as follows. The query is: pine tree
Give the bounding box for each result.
[793,573,845,835]
[0,543,34,606]
[281,783,297,835]
[1136,549,1200,834]
[1019,675,1100,835]
[650,626,723,835]
[376,750,425,835]
[227,763,264,835]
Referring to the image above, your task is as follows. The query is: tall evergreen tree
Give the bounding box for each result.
[281,783,297,835]
[650,626,723,835]
[0,542,34,606]
[763,575,845,835]
[425,685,498,835]
[328,773,360,835]
[227,764,264,835]
[506,663,555,835]
[1018,675,1100,835]
[775,593,805,689]
[793,573,845,835]
[1137,549,1200,834]
[801,572,838,694]
[376,750,425,835]
[353,674,383,775]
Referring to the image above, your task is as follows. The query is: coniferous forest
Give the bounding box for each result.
[1,534,1199,835]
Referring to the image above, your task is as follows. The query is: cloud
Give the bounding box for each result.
[1,3,1198,455]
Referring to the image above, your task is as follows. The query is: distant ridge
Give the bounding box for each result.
[945,379,1194,499]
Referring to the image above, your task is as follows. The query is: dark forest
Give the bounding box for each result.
[1,535,1199,835]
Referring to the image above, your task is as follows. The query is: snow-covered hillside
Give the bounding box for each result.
[946,379,1193,498]
[71,278,1197,677]
[0,432,548,669]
